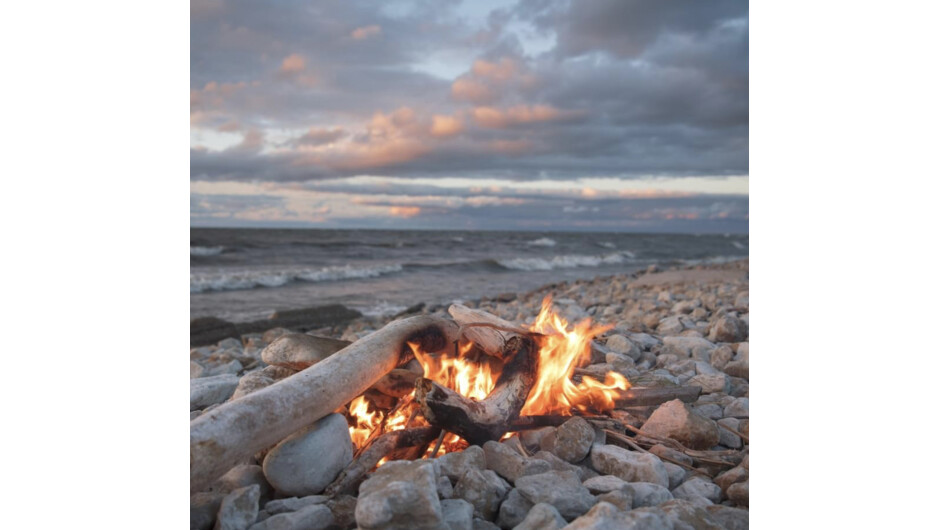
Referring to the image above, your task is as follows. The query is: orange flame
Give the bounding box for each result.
[346,295,630,458]
[521,296,630,415]
[348,395,384,449]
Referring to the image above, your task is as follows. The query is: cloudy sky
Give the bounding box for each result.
[191,0,748,232]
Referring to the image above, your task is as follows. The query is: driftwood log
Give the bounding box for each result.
[448,303,530,359]
[416,334,538,444]
[190,315,459,493]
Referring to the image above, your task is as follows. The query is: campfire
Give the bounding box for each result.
[345,296,631,463]
[190,296,710,495]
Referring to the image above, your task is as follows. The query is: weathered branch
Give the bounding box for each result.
[190,315,459,493]
[416,335,538,444]
[448,303,530,359]
[615,385,701,407]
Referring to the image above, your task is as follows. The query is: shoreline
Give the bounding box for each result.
[190,258,748,347]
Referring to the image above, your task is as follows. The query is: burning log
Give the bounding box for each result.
[190,315,459,493]
[448,303,531,359]
[416,334,538,444]
[325,426,440,496]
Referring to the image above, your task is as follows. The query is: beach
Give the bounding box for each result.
[191,255,749,529]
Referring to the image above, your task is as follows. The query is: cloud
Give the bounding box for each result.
[295,127,346,146]
[190,0,748,230]
[472,104,580,128]
[351,25,381,40]
[430,114,463,137]
[279,53,306,74]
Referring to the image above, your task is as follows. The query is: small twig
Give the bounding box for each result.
[428,430,447,458]
[354,394,414,459]
[404,407,420,429]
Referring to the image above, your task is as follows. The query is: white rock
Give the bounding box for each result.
[214,485,260,530]
[355,460,445,529]
[248,504,332,530]
[589,445,669,488]
[688,373,731,394]
[191,374,239,411]
[440,499,473,530]
[673,476,721,504]
[514,503,566,530]
[625,482,674,508]
[262,414,352,496]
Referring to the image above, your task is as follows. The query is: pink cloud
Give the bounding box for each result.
[471,57,518,82]
[351,25,381,40]
[473,104,577,128]
[279,54,306,74]
[451,77,495,104]
[389,206,421,218]
[430,114,463,137]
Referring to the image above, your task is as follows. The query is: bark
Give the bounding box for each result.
[416,335,538,444]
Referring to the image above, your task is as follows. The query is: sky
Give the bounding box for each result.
[191,0,748,233]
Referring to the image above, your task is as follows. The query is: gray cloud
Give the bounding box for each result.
[191,0,747,230]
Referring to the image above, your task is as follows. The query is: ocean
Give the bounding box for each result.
[190,228,749,323]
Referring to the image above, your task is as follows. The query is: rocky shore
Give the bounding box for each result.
[191,258,749,529]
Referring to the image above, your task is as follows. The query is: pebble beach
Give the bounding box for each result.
[191,258,750,529]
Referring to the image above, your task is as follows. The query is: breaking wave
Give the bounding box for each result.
[496,252,629,271]
[191,264,403,293]
[526,237,557,247]
[191,246,224,256]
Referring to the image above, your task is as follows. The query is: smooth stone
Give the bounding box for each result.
[582,475,628,495]
[552,416,595,463]
[659,499,724,529]
[262,414,352,496]
[441,499,474,530]
[734,291,748,309]
[661,337,717,361]
[710,345,734,370]
[706,505,750,530]
[438,445,485,482]
[248,504,333,530]
[483,440,548,484]
[628,332,661,350]
[658,316,685,335]
[663,462,687,490]
[625,482,674,508]
[519,427,555,454]
[673,476,721,504]
[325,495,357,530]
[691,402,725,421]
[589,445,669,488]
[724,397,749,418]
[735,342,749,362]
[472,518,500,530]
[709,315,747,343]
[642,399,720,450]
[263,495,328,515]
[596,489,633,511]
[514,470,596,520]
[566,502,673,530]
[262,327,291,343]
[214,485,260,530]
[723,360,749,379]
[261,333,349,370]
[454,468,510,521]
[606,351,637,375]
[714,466,748,494]
[515,503,566,530]
[727,480,749,507]
[688,373,731,395]
[606,334,641,360]
[717,418,743,449]
[191,492,226,530]
[192,360,207,379]
[437,476,454,499]
[217,465,273,502]
[191,374,239,411]
[495,488,533,528]
[356,460,445,529]
[232,371,275,400]
[531,450,586,480]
